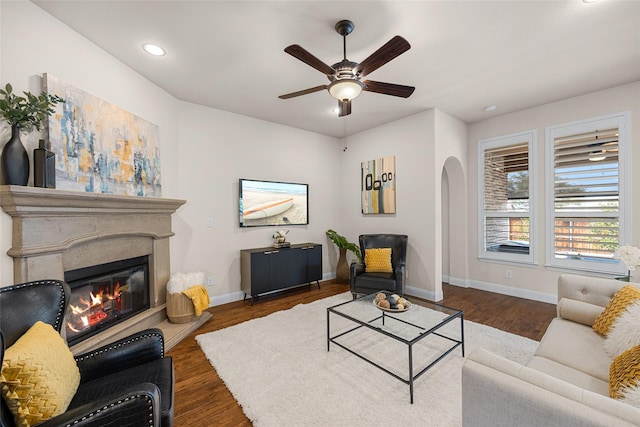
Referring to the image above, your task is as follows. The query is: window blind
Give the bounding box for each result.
[553,127,619,259]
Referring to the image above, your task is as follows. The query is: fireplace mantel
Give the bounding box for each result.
[0,185,187,352]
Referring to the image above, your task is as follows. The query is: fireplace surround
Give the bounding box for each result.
[0,185,186,353]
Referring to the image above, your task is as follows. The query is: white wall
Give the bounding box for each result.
[173,102,342,302]
[0,1,344,299]
[338,109,468,301]
[466,82,640,302]
[0,1,180,284]
[3,1,638,305]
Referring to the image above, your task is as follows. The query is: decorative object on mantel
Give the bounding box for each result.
[614,245,640,281]
[34,139,56,188]
[0,83,62,185]
[326,229,362,283]
[361,155,396,214]
[272,229,291,248]
[44,73,161,197]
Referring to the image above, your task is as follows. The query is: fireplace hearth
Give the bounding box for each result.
[65,256,150,346]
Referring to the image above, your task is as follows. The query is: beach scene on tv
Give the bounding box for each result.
[240,180,308,227]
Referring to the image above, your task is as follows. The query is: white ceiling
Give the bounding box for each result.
[33,0,640,138]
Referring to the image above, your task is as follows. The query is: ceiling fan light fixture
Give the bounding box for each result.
[328,79,364,101]
[589,150,607,162]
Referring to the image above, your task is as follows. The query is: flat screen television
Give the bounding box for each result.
[239,178,309,227]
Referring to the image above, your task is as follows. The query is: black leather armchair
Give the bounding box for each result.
[350,234,408,298]
[0,280,174,427]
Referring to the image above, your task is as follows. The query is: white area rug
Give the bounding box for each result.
[196,292,538,426]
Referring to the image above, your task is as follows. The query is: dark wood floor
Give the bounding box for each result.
[167,281,557,426]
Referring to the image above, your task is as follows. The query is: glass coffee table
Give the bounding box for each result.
[327,291,464,403]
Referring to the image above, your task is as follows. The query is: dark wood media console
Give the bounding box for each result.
[240,243,322,303]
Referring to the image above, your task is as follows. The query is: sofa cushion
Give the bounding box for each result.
[527,355,609,395]
[557,298,604,326]
[534,318,611,382]
[0,321,81,427]
[593,285,640,336]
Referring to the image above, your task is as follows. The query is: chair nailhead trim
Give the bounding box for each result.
[63,394,155,426]
[1,280,67,330]
[75,332,165,361]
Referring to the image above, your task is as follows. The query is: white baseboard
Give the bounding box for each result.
[209,290,245,307]
[405,285,442,303]
[209,272,337,307]
[448,276,556,304]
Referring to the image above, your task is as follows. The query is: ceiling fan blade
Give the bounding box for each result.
[338,100,351,117]
[284,45,335,76]
[279,85,328,99]
[363,80,415,98]
[355,36,411,78]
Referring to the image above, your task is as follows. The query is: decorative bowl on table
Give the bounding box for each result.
[373,292,411,312]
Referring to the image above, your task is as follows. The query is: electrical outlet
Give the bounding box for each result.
[505,270,512,279]
[206,217,214,228]
[207,276,214,286]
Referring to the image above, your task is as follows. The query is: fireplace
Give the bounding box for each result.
[64,256,150,346]
[0,185,187,353]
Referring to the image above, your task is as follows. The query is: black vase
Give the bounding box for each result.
[1,125,29,185]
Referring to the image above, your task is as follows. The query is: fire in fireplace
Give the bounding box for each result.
[64,256,150,346]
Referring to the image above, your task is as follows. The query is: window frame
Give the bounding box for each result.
[544,111,631,275]
[478,130,537,265]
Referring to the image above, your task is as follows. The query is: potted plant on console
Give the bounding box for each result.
[326,229,362,283]
[0,83,62,185]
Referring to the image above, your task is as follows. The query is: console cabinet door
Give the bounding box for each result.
[304,245,322,282]
[250,251,273,294]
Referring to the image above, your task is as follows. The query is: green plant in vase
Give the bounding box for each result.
[326,229,361,283]
[0,83,63,185]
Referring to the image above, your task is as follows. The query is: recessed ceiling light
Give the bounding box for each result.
[483,105,497,112]
[142,43,166,56]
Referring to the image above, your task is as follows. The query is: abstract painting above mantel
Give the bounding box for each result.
[44,74,161,197]
[361,155,396,214]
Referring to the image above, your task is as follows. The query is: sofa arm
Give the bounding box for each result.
[75,329,165,382]
[38,383,161,427]
[462,348,640,427]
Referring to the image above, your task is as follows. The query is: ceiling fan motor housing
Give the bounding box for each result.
[329,59,359,82]
[335,20,355,37]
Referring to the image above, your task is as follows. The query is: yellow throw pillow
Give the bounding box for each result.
[609,344,640,406]
[365,248,393,273]
[1,321,81,427]
[593,285,640,336]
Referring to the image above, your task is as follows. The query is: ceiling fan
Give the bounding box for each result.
[278,19,415,117]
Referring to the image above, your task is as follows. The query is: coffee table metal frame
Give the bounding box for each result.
[327,292,464,403]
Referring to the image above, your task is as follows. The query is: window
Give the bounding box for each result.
[545,112,630,274]
[478,130,536,264]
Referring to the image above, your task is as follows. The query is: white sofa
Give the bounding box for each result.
[462,274,640,427]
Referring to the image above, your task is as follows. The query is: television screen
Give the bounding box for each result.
[239,179,309,227]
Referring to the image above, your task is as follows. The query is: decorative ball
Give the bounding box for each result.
[397,303,405,310]
[375,293,386,302]
[378,299,390,309]
[397,297,407,306]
